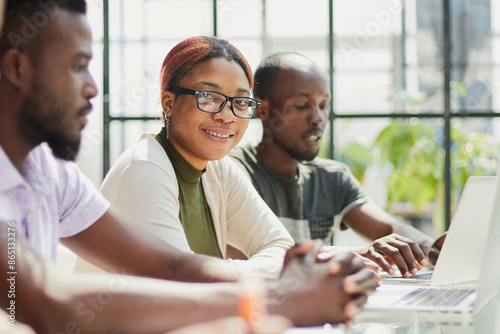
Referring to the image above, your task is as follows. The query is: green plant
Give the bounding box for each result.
[373,119,500,233]
[321,117,500,233]
[319,140,373,183]
[374,118,440,214]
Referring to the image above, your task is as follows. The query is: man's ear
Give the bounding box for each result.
[255,99,270,121]
[0,49,32,91]
[161,89,175,117]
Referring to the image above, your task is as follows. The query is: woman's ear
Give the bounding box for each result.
[161,89,175,117]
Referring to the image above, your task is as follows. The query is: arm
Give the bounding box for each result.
[99,154,194,253]
[221,160,294,276]
[1,225,240,334]
[427,232,447,265]
[100,140,290,278]
[62,207,244,283]
[2,223,376,332]
[343,202,435,277]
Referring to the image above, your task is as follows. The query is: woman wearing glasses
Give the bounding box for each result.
[99,36,294,277]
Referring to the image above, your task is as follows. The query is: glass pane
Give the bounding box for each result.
[450,117,500,230]
[145,0,213,39]
[109,0,143,41]
[333,0,403,36]
[409,66,444,113]
[110,120,163,167]
[451,118,500,180]
[494,64,500,113]
[228,39,264,73]
[334,43,394,70]
[108,0,215,119]
[334,71,393,113]
[450,0,493,112]
[450,0,491,65]
[264,0,329,67]
[109,42,160,117]
[109,0,213,41]
[87,0,103,41]
[415,0,443,67]
[267,0,329,38]
[333,0,402,70]
[218,0,263,38]
[493,0,500,113]
[451,67,495,112]
[332,0,446,115]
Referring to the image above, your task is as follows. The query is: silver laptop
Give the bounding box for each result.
[382,176,496,286]
[364,173,500,315]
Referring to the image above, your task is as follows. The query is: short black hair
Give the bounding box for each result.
[1,0,87,53]
[253,51,304,100]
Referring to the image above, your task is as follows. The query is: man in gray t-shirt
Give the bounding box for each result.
[231,145,368,243]
[230,52,446,278]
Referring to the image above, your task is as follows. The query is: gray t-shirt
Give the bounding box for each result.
[229,145,369,243]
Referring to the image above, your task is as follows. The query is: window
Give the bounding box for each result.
[82,0,500,233]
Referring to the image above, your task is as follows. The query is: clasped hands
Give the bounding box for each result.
[271,241,378,326]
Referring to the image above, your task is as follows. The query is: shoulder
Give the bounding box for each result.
[299,158,364,194]
[101,133,176,195]
[32,144,66,170]
[206,156,245,179]
[128,133,171,167]
[204,156,256,193]
[34,145,107,208]
[32,144,84,184]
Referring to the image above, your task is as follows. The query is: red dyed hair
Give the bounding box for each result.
[159,36,253,95]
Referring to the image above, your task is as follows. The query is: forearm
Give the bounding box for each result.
[390,221,434,253]
[58,275,239,334]
[3,243,240,333]
[63,209,243,283]
[345,203,434,252]
[226,238,290,279]
[169,251,243,282]
[68,237,243,283]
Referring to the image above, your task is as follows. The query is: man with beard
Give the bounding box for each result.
[0,1,377,332]
[230,52,446,278]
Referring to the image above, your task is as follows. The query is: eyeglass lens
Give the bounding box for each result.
[197,91,257,118]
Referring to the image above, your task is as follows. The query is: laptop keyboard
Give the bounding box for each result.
[395,288,475,307]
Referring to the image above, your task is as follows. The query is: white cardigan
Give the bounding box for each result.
[99,133,294,277]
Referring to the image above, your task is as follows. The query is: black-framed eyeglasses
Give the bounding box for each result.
[172,87,260,119]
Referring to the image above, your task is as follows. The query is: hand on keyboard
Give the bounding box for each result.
[353,233,427,278]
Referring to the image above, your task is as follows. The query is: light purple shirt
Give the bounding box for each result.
[0,143,110,261]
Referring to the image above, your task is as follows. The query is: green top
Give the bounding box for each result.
[155,128,223,258]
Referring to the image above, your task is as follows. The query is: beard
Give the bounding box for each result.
[18,79,87,161]
[44,131,81,161]
[284,145,319,162]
